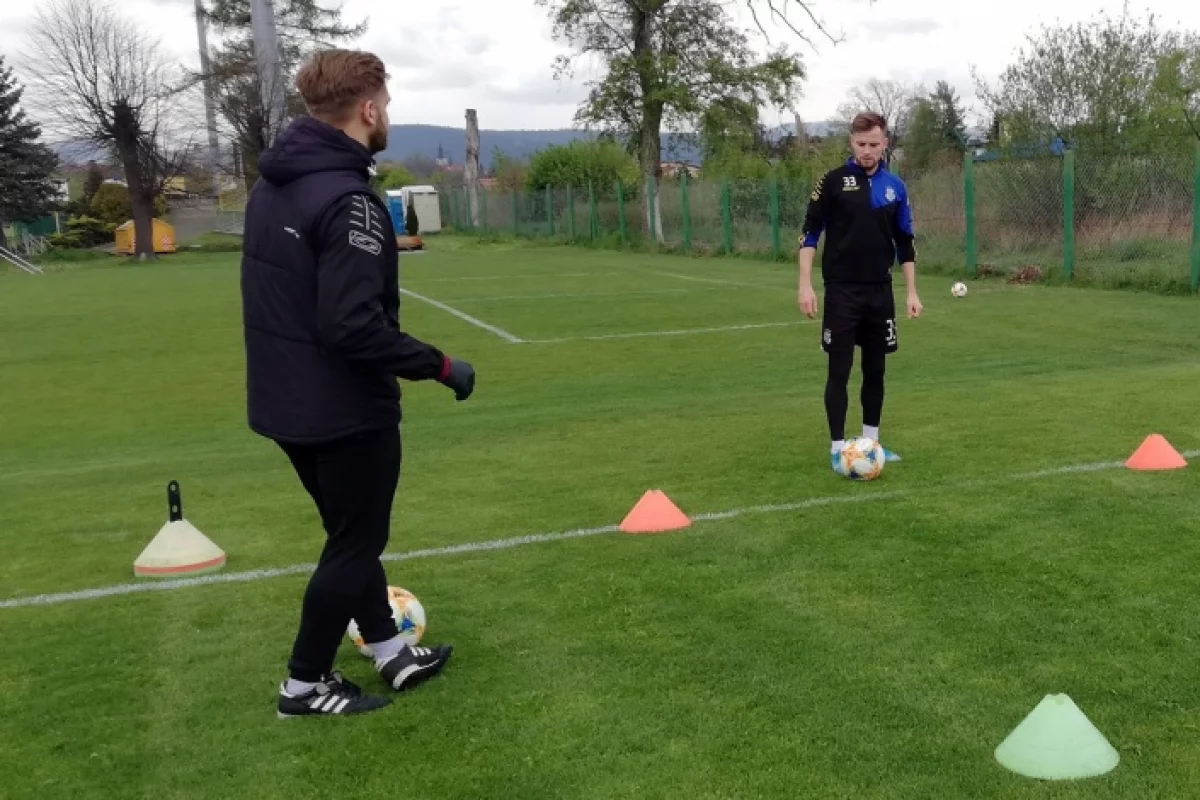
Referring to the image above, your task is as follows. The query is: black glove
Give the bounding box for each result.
[439,358,475,401]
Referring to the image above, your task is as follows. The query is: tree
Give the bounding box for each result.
[835,78,924,160]
[198,0,365,190]
[929,81,967,150]
[525,139,639,192]
[82,161,105,205]
[539,0,814,240]
[973,6,1182,152]
[899,99,939,172]
[1151,38,1200,141]
[0,55,59,251]
[25,0,195,259]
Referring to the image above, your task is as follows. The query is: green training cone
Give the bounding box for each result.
[994,694,1119,780]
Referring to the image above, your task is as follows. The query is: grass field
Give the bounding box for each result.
[2,238,1200,799]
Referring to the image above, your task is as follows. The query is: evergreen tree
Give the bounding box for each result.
[0,55,59,251]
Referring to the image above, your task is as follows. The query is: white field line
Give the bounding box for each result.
[437,287,725,303]
[5,451,1195,611]
[405,272,620,284]
[399,288,526,343]
[524,321,809,344]
[639,268,792,292]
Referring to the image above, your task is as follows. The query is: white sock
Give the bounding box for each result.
[371,636,407,665]
[285,678,317,695]
[831,440,844,454]
[863,425,879,442]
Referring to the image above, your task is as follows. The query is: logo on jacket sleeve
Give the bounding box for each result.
[349,230,382,256]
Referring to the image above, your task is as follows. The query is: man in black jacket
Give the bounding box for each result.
[798,112,922,472]
[240,49,474,718]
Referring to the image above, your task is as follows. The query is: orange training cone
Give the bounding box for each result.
[1125,434,1188,471]
[619,490,691,534]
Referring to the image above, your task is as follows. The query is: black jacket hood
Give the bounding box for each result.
[257,116,374,187]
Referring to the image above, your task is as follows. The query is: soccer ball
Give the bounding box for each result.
[835,437,886,481]
[951,281,968,298]
[346,585,426,657]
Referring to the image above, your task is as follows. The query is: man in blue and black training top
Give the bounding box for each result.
[241,49,475,718]
[797,111,922,471]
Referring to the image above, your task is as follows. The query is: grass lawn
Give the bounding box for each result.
[2,239,1199,799]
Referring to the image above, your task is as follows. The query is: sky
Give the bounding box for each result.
[2,0,1200,134]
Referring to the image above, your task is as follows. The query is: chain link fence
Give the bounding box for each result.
[441,148,1198,294]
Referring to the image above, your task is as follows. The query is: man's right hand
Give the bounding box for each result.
[798,285,818,319]
[439,358,475,401]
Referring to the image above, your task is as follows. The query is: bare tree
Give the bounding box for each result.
[24,0,196,259]
[835,78,925,159]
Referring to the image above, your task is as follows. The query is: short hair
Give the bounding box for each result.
[850,112,888,136]
[295,49,388,122]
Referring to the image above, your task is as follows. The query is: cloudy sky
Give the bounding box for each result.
[2,0,1198,133]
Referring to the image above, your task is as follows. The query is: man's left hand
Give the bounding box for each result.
[907,292,923,319]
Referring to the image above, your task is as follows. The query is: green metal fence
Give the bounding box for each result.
[442,145,1200,293]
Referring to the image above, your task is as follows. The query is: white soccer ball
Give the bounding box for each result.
[835,437,886,481]
[951,281,968,298]
[346,586,427,657]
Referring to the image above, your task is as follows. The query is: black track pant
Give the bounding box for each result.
[824,347,886,441]
[277,428,402,682]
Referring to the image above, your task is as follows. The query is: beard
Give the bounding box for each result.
[367,119,388,154]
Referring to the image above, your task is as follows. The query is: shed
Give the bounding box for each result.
[386,186,442,234]
[114,219,177,255]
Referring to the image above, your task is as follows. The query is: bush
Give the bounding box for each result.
[89,183,168,225]
[525,139,640,192]
[47,215,117,249]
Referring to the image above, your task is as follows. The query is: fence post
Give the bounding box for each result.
[681,171,692,252]
[1192,141,1200,293]
[963,151,977,276]
[616,180,628,247]
[1063,148,1075,281]
[769,173,781,260]
[721,178,733,254]
[567,185,576,239]
[589,181,598,239]
[546,185,554,236]
[480,189,488,231]
[511,188,519,236]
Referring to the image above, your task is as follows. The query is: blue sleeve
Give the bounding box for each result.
[894,182,916,263]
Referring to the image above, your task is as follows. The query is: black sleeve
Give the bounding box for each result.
[312,194,448,382]
[800,170,832,249]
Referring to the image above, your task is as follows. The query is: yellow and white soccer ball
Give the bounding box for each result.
[835,437,886,481]
[951,281,968,298]
[346,586,426,657]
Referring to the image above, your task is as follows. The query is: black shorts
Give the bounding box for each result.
[821,282,897,355]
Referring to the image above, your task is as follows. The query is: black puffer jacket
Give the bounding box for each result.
[240,116,448,444]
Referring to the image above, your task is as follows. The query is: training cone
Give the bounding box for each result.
[994,694,1119,781]
[133,480,226,578]
[1125,433,1188,471]
[618,490,691,534]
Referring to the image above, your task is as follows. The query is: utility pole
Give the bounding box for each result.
[464,108,481,228]
[193,0,221,198]
[250,0,287,144]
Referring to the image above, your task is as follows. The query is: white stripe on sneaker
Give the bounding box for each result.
[334,697,350,713]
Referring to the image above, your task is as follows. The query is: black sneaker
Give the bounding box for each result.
[377,644,453,691]
[276,672,391,719]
